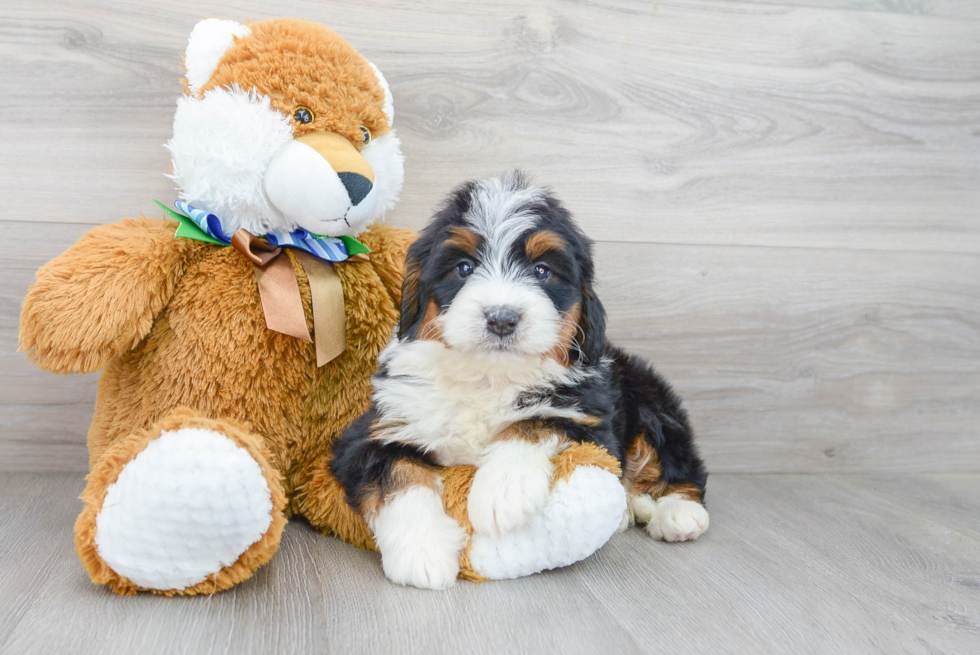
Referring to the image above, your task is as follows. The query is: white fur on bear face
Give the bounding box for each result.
[262,141,358,235]
[167,22,405,238]
[260,131,405,238]
[166,86,293,236]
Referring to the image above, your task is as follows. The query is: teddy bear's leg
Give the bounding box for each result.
[298,443,625,584]
[75,408,287,595]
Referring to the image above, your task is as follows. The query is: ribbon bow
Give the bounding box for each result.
[154,200,369,366]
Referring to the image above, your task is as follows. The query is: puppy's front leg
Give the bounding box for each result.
[367,460,467,590]
[468,422,565,536]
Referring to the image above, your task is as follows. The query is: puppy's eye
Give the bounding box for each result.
[360,125,372,145]
[456,261,474,278]
[293,106,315,124]
[533,263,551,280]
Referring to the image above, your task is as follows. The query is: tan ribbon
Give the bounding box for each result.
[232,229,280,266]
[232,228,348,366]
[294,251,346,366]
[254,254,311,342]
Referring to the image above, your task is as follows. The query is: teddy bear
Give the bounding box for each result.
[18,17,627,595]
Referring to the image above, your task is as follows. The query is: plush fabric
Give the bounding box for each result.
[201,18,391,148]
[18,17,623,594]
[75,408,288,596]
[26,219,410,594]
[22,217,622,592]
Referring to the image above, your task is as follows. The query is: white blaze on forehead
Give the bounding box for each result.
[464,175,545,275]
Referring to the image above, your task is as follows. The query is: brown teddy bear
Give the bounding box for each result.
[18,17,626,595]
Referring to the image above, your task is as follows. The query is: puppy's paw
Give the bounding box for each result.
[646,493,709,542]
[371,486,466,590]
[468,441,554,537]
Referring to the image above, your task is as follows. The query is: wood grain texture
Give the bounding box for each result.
[1,472,978,654]
[738,0,980,19]
[1,0,978,473]
[1,0,977,250]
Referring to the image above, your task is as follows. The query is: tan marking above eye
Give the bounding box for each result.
[525,231,566,260]
[444,227,481,256]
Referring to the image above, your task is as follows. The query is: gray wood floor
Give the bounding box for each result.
[2,0,979,475]
[1,472,978,655]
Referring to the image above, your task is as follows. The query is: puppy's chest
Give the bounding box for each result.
[381,375,530,466]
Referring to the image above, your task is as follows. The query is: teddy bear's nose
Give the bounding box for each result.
[338,172,373,206]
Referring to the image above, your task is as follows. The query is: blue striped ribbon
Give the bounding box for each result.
[264,229,349,262]
[174,200,351,262]
[175,200,231,244]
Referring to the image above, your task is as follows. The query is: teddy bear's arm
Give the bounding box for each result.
[358,224,418,307]
[19,217,192,374]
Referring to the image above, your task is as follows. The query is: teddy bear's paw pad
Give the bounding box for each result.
[372,486,466,590]
[94,428,274,590]
[469,465,626,580]
[647,494,709,543]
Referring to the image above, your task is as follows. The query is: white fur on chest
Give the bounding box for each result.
[373,340,586,466]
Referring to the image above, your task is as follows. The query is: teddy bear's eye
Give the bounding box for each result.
[293,106,314,124]
[359,125,371,145]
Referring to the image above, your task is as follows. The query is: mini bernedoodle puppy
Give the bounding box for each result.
[332,172,708,589]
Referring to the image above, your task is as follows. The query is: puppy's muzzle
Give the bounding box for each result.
[485,307,521,337]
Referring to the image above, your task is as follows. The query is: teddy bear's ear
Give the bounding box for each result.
[184,19,251,95]
[368,62,394,124]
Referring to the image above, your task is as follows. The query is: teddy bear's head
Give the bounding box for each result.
[166,18,404,238]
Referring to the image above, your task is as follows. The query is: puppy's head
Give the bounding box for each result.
[398,171,605,367]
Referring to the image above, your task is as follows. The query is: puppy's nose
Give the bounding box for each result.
[485,307,521,337]
[338,172,373,206]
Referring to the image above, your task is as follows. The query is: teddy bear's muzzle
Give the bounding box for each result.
[263,131,378,234]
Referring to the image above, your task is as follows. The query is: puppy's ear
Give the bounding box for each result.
[397,247,427,341]
[577,283,606,365]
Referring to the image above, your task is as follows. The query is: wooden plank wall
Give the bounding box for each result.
[1,0,977,473]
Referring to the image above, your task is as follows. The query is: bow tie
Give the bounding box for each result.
[155,199,370,262]
[154,199,369,367]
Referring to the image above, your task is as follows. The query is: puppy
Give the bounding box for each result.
[332,171,708,589]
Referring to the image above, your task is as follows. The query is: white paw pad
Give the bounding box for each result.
[371,486,467,590]
[95,428,274,590]
[468,441,554,536]
[646,494,709,542]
